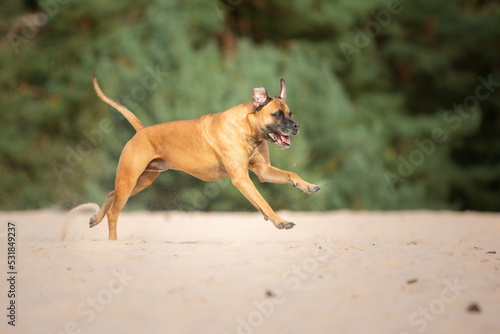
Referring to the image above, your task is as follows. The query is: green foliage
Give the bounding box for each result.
[0,0,498,211]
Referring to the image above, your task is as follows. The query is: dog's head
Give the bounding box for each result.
[252,78,299,149]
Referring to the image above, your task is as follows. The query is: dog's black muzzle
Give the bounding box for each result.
[289,120,299,136]
[265,120,299,149]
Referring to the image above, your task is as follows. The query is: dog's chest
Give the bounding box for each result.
[248,146,261,161]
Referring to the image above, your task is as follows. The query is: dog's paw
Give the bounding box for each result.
[305,185,320,194]
[275,222,295,230]
[295,182,320,194]
[89,214,100,228]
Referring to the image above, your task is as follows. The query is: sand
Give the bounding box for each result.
[0,209,499,334]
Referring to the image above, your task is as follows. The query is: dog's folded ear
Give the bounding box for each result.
[252,87,270,110]
[276,78,286,101]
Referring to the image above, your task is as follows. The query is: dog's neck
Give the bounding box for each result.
[244,105,265,147]
[221,101,266,148]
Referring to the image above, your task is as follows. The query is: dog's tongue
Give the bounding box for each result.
[276,133,291,145]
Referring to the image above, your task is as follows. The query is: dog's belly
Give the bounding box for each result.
[144,156,228,181]
[170,159,229,182]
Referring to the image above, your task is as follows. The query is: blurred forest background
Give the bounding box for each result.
[0,0,499,212]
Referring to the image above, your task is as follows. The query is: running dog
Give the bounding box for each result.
[90,75,320,240]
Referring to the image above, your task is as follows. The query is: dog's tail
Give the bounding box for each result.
[61,202,100,241]
[93,74,145,132]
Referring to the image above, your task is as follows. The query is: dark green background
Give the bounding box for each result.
[1,0,499,211]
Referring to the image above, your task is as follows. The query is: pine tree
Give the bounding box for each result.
[0,0,498,211]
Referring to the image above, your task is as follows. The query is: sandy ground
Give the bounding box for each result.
[0,209,499,334]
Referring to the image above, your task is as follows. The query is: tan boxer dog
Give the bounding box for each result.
[90,75,320,240]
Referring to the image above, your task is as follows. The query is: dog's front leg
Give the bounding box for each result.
[229,171,295,229]
[250,163,320,194]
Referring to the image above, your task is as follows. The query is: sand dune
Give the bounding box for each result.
[0,210,499,334]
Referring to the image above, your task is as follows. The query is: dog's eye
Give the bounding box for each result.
[273,110,284,119]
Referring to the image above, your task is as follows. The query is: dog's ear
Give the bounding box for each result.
[252,87,270,110]
[276,78,286,101]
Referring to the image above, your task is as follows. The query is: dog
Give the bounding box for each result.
[90,75,320,240]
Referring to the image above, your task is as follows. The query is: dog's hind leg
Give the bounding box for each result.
[89,190,115,228]
[107,167,162,240]
[132,170,161,194]
[89,171,161,229]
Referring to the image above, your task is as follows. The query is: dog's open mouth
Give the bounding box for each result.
[268,132,291,149]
